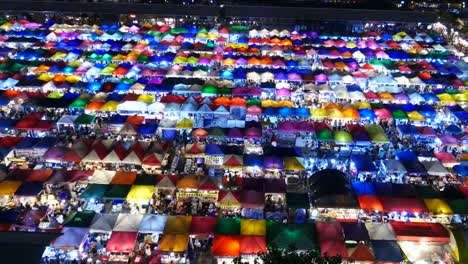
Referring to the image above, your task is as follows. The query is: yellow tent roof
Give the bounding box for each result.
[0,180,22,196]
[240,219,266,236]
[354,102,372,109]
[50,52,67,60]
[159,234,189,252]
[407,111,425,122]
[164,216,192,234]
[175,118,194,129]
[277,100,294,108]
[65,75,81,84]
[453,93,468,103]
[37,73,54,82]
[327,108,344,119]
[176,177,198,190]
[459,153,468,161]
[261,99,276,108]
[100,101,119,111]
[310,108,328,118]
[437,93,455,103]
[137,94,154,103]
[424,198,453,215]
[126,185,154,201]
[284,157,305,171]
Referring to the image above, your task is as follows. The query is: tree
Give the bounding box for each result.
[233,244,342,264]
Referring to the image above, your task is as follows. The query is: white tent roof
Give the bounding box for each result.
[121,151,142,165]
[138,214,167,233]
[198,104,212,113]
[148,102,165,113]
[117,101,148,113]
[219,191,240,204]
[102,150,123,163]
[421,161,449,176]
[119,123,137,135]
[57,115,78,126]
[381,159,407,173]
[159,119,177,128]
[113,213,144,232]
[82,150,103,163]
[398,241,453,263]
[365,223,396,240]
[156,176,176,189]
[214,105,229,114]
[89,170,116,184]
[164,103,181,112]
[181,102,197,112]
[90,214,118,232]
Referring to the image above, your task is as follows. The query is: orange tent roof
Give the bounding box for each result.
[85,101,105,111]
[342,108,360,119]
[362,63,374,70]
[214,97,231,106]
[230,97,246,106]
[126,115,144,125]
[357,195,383,211]
[192,128,208,138]
[111,171,137,185]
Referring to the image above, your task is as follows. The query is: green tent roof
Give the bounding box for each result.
[215,217,241,235]
[218,87,231,95]
[170,27,188,34]
[334,130,353,143]
[451,228,468,264]
[230,25,248,32]
[392,109,408,120]
[103,184,131,200]
[414,185,440,199]
[134,174,158,185]
[450,199,468,215]
[247,99,261,106]
[208,127,226,138]
[286,192,310,209]
[81,184,107,199]
[266,221,317,250]
[202,85,218,95]
[74,114,96,125]
[316,129,334,142]
[64,210,96,228]
[69,98,89,109]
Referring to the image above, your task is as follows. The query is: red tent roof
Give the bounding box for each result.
[224,155,242,167]
[26,170,53,182]
[379,196,428,213]
[190,216,216,236]
[106,231,138,252]
[349,243,375,262]
[316,222,344,242]
[389,222,449,243]
[198,177,219,191]
[319,239,348,259]
[62,150,82,163]
[0,136,23,147]
[142,154,161,166]
[357,195,383,211]
[239,235,267,255]
[212,235,240,257]
[187,143,203,154]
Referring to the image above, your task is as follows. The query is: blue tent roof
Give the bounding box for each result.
[278,107,294,117]
[421,93,440,102]
[87,82,102,92]
[221,70,234,79]
[205,144,224,156]
[444,124,463,135]
[294,107,311,117]
[0,210,18,223]
[358,109,376,119]
[0,97,10,107]
[371,240,403,262]
[114,82,130,92]
[352,182,375,195]
[263,107,278,117]
[15,182,43,197]
[109,114,127,125]
[351,154,377,172]
[34,137,59,149]
[243,155,263,167]
[15,138,39,149]
[137,123,157,135]
[106,93,124,102]
[396,151,418,162]
[453,165,468,177]
[397,124,420,136]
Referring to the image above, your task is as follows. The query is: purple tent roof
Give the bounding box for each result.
[241,190,265,208]
[315,73,328,82]
[278,121,297,132]
[296,121,314,132]
[276,88,291,97]
[236,58,248,65]
[287,73,302,81]
[264,156,284,169]
[198,58,211,64]
[438,134,459,145]
[227,128,243,139]
[53,227,89,248]
[393,92,409,101]
[148,78,163,85]
[340,222,370,242]
[43,147,68,161]
[274,72,287,80]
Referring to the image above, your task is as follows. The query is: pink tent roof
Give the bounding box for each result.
[438,135,459,145]
[278,121,296,132]
[373,108,393,119]
[435,152,457,164]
